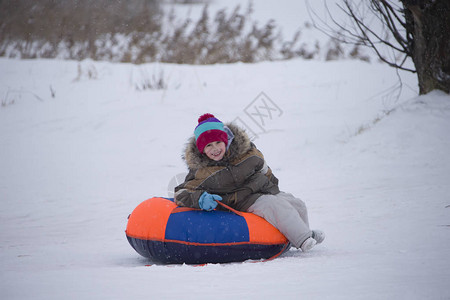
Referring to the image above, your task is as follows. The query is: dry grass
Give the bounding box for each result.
[0,0,354,64]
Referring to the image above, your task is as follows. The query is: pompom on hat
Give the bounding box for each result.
[194,113,228,153]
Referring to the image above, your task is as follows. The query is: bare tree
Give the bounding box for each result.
[308,0,450,95]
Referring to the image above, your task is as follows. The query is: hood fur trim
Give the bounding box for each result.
[183,123,252,169]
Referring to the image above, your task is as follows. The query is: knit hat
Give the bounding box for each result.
[194,113,228,153]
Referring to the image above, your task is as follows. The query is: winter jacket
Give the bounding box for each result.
[174,123,280,211]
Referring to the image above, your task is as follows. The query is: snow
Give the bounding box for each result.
[1,56,449,299]
[1,2,450,300]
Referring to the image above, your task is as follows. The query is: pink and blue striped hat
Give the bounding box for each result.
[194,113,228,153]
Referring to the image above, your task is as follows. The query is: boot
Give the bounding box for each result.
[300,237,316,252]
[312,230,325,244]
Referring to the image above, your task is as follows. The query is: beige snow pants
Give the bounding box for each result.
[248,192,312,248]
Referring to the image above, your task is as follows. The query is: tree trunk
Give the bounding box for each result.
[402,0,450,94]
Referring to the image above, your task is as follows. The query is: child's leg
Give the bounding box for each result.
[277,192,310,227]
[248,194,312,249]
[278,192,325,244]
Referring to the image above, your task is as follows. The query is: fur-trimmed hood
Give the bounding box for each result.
[183,123,252,170]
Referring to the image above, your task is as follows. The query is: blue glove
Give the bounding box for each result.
[198,192,222,211]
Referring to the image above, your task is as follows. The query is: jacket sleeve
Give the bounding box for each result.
[173,170,204,209]
[264,165,279,186]
[253,148,279,187]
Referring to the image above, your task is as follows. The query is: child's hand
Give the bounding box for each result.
[199,192,222,211]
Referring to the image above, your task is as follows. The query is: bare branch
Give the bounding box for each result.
[342,0,406,53]
[372,1,409,52]
[345,2,414,71]
[307,0,415,73]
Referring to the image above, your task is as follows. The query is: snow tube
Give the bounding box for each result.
[125,197,289,264]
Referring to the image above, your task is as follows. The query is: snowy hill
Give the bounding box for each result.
[1,55,449,299]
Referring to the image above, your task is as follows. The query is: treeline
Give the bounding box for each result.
[0,0,369,64]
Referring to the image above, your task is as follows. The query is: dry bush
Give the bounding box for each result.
[0,0,161,60]
[0,0,358,64]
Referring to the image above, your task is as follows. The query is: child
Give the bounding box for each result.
[174,113,324,251]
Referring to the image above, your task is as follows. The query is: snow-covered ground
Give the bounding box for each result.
[1,1,450,299]
[1,55,449,299]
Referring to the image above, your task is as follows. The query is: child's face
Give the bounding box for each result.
[204,141,226,161]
